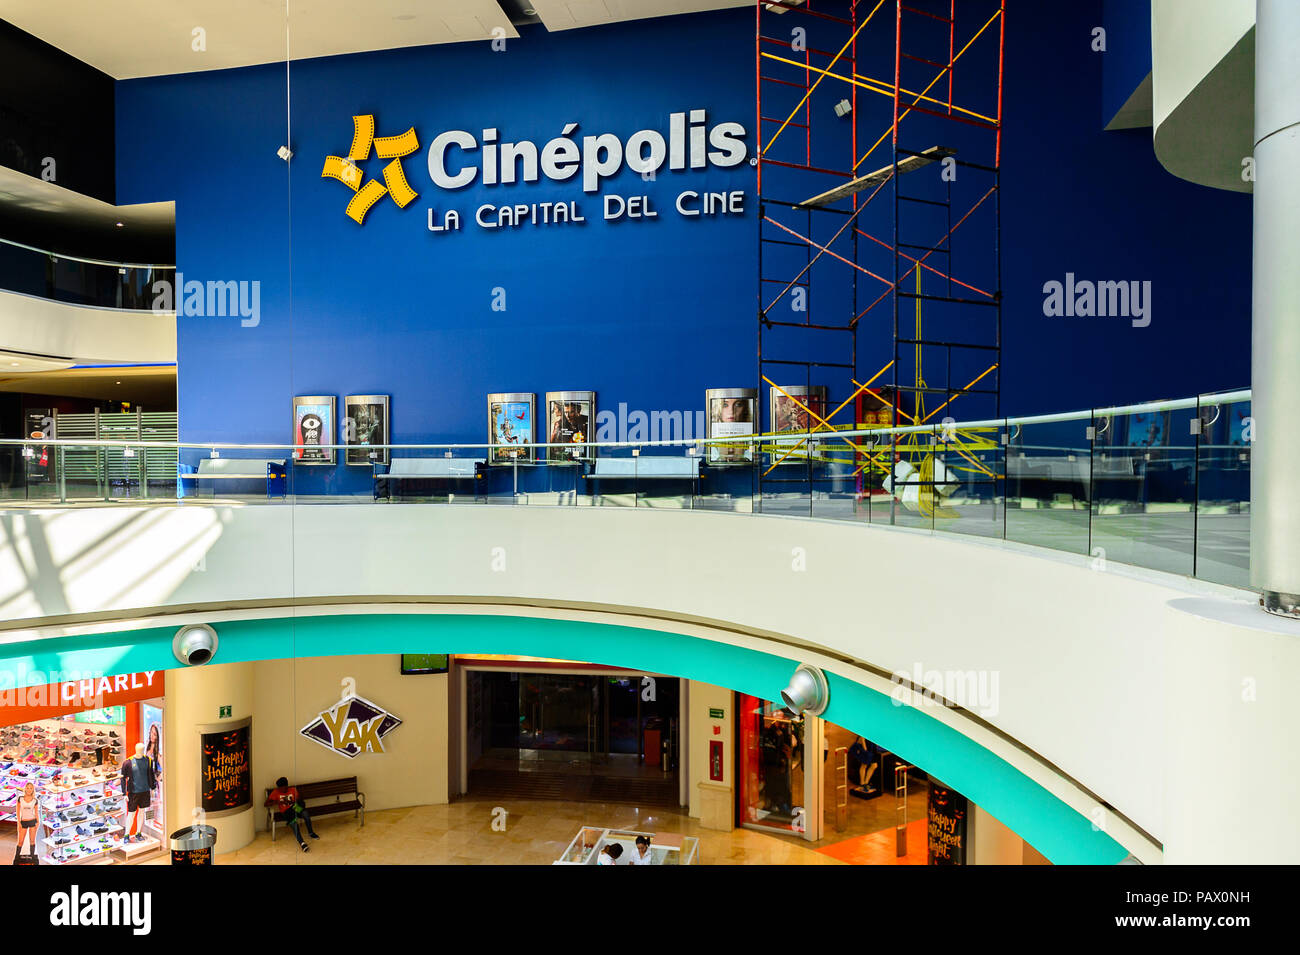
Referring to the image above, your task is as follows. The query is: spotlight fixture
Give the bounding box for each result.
[780,664,829,717]
[834,98,852,118]
[115,221,124,227]
[277,145,294,161]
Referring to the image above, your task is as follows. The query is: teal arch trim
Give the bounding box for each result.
[0,612,1130,865]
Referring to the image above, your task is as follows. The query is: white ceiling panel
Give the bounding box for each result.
[529,0,750,32]
[1,0,520,79]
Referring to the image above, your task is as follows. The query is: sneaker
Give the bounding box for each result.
[309,832,319,839]
[298,842,310,853]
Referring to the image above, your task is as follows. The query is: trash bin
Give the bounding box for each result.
[169,825,217,865]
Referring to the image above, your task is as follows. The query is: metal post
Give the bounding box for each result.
[894,761,909,857]
[1253,0,1300,616]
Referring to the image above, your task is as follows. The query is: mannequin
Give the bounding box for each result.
[120,743,156,844]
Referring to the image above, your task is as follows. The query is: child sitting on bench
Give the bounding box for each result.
[266,776,320,851]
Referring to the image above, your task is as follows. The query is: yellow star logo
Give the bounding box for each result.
[321,114,420,225]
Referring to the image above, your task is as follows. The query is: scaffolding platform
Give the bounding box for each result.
[798,146,956,208]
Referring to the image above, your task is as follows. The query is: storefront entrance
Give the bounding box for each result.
[0,672,166,865]
[736,692,930,859]
[462,664,680,807]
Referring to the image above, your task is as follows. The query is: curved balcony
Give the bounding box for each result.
[0,237,176,366]
[0,387,1288,865]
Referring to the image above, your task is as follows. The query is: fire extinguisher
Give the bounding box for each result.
[39,447,48,467]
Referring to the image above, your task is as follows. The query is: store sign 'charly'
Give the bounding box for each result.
[322,110,749,230]
[300,681,402,758]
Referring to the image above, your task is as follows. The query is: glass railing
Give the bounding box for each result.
[0,388,1251,588]
[0,236,174,310]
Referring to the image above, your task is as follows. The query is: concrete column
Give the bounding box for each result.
[163,661,256,854]
[1252,0,1300,616]
[687,680,733,830]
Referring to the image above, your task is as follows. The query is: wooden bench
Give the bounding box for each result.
[373,457,486,500]
[265,776,365,841]
[179,457,287,498]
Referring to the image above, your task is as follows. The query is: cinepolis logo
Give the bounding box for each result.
[300,688,402,757]
[321,109,749,228]
[321,114,422,224]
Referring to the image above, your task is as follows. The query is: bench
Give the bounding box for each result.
[265,776,365,841]
[373,457,487,500]
[584,456,702,479]
[179,458,287,498]
[584,455,703,505]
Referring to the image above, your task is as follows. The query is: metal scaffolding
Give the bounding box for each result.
[754,0,1005,520]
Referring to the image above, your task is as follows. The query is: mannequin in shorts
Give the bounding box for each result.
[121,743,156,843]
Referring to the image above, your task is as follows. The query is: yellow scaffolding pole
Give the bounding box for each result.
[919,363,1000,424]
[759,54,998,127]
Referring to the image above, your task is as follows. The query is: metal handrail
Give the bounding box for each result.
[0,388,1252,452]
[0,235,175,271]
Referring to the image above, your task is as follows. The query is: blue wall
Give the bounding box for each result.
[1101,0,1152,126]
[116,2,1251,492]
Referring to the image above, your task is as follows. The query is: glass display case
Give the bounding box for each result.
[553,826,699,865]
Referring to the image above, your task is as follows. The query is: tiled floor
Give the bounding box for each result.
[142,798,846,866]
[817,819,928,865]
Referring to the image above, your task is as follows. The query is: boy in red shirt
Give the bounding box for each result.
[265,776,319,851]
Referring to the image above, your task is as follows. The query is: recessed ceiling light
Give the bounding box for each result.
[115,221,124,227]
[9,362,18,367]
[116,380,122,385]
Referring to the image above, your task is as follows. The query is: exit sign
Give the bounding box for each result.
[709,707,725,719]
[219,705,232,719]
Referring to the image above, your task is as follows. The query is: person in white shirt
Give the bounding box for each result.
[597,843,623,865]
[628,835,655,865]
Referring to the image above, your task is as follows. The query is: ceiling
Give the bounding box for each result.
[1,0,747,79]
[0,364,177,406]
[0,165,174,262]
[528,0,749,32]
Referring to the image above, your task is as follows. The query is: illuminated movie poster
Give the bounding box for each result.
[770,385,827,433]
[24,408,54,484]
[769,385,828,460]
[487,393,535,464]
[142,703,164,836]
[344,395,389,466]
[706,388,756,465]
[546,391,595,463]
[293,395,336,465]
